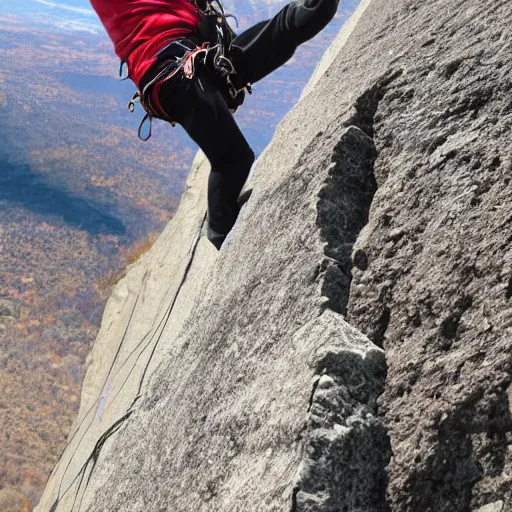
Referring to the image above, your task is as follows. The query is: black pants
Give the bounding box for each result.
[155,0,339,236]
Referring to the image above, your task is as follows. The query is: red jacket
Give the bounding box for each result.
[90,0,200,88]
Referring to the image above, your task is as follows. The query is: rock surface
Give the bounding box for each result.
[36,0,512,511]
[0,488,32,512]
[345,1,512,510]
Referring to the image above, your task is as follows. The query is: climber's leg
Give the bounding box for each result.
[156,68,255,246]
[230,0,339,84]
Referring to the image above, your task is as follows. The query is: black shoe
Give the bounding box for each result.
[288,0,339,44]
[206,221,227,250]
[237,188,253,209]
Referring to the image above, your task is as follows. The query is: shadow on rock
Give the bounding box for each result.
[393,388,512,511]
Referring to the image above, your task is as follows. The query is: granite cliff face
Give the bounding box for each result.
[36,0,512,510]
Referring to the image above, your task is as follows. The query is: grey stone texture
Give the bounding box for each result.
[37,0,512,511]
[71,121,383,512]
[345,0,512,510]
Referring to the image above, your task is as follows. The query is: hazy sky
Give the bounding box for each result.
[3,0,101,33]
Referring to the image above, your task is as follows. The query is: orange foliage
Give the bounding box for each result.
[0,488,32,512]
[91,173,120,188]
[124,232,158,266]
[98,233,158,292]
[136,198,150,208]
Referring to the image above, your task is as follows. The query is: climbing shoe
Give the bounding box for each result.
[288,0,339,44]
[206,221,227,250]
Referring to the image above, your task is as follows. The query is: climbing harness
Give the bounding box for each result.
[123,0,252,141]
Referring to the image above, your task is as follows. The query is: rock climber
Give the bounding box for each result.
[90,0,340,249]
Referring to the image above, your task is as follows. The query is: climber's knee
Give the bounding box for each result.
[233,145,255,192]
[240,146,256,175]
[210,145,255,202]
